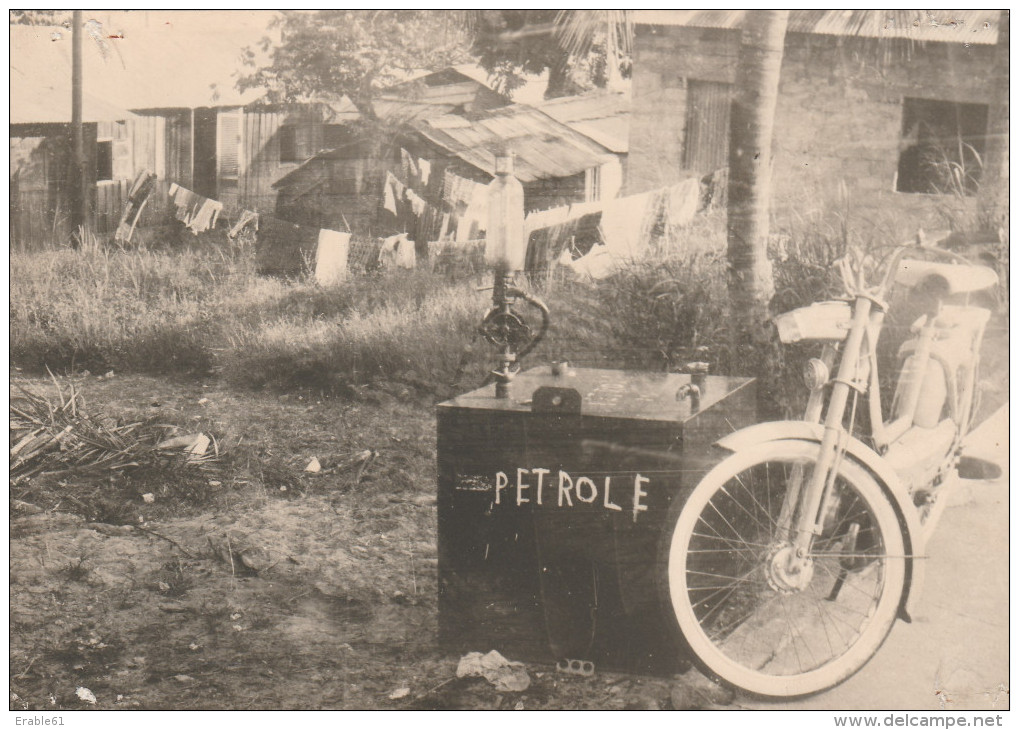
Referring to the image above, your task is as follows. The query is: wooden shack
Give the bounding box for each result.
[9,62,141,248]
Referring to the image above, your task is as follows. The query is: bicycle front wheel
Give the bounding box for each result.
[666,440,907,698]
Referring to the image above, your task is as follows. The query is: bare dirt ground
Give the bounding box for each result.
[10,313,1007,711]
[9,373,732,711]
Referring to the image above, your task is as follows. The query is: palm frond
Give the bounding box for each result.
[554,10,632,61]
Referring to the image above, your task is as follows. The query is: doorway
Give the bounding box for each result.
[192,108,218,199]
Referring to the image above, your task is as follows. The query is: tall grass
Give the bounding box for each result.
[10,242,489,388]
[10,243,237,373]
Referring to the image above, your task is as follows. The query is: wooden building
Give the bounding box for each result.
[273,101,624,246]
[10,65,140,247]
[10,16,329,245]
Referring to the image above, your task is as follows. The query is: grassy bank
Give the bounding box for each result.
[6,220,850,411]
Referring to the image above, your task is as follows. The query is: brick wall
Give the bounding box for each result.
[627,25,999,239]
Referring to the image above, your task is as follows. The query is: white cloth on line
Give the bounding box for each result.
[665,177,700,228]
[315,228,351,285]
[379,232,416,270]
[383,172,399,214]
[186,198,223,235]
[457,182,489,242]
[599,191,653,259]
[406,188,427,217]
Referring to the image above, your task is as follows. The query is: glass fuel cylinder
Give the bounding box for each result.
[486,151,526,271]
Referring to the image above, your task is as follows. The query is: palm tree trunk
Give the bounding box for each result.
[726,10,788,339]
[978,10,1009,228]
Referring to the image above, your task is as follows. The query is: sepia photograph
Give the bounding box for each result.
[8,9,1009,718]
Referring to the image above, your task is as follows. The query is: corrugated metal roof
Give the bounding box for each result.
[632,10,1001,45]
[536,91,631,154]
[10,12,276,116]
[373,68,511,124]
[381,68,509,111]
[413,104,617,183]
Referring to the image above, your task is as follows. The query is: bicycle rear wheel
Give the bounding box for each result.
[666,440,907,698]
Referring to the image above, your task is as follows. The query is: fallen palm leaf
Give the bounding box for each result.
[10,378,222,481]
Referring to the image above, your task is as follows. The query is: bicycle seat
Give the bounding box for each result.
[895,259,998,295]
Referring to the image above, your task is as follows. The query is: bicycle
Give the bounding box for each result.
[663,240,1000,698]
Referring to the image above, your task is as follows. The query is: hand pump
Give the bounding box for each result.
[479,150,550,398]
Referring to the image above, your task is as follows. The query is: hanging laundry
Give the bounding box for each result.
[378,233,416,270]
[169,184,200,226]
[456,181,489,243]
[523,198,606,237]
[315,228,351,285]
[384,171,407,216]
[524,203,573,237]
[187,198,223,235]
[395,235,416,269]
[664,177,701,228]
[400,149,419,183]
[418,158,431,187]
[383,180,398,215]
[167,182,223,234]
[526,212,602,276]
[406,188,427,217]
[114,170,157,243]
[228,209,259,239]
[379,232,403,269]
[600,190,661,259]
[563,244,620,280]
[391,174,406,199]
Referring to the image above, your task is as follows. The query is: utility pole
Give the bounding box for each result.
[71,9,89,237]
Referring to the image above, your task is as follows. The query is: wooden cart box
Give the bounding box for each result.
[436,367,756,674]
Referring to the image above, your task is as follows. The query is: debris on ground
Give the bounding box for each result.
[10,378,221,481]
[389,687,411,700]
[11,499,43,515]
[304,457,322,473]
[75,686,97,705]
[669,669,734,710]
[207,531,279,574]
[456,650,531,692]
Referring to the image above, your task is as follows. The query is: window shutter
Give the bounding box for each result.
[217,109,243,180]
[112,137,133,181]
[683,81,732,173]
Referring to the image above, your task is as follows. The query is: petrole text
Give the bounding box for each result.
[494,468,650,521]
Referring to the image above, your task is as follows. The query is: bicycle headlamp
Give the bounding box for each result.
[803,358,830,391]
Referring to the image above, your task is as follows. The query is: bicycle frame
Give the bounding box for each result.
[779,244,989,570]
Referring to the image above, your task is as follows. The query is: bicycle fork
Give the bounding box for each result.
[777,297,876,588]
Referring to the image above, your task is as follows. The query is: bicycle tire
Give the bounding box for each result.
[666,440,907,698]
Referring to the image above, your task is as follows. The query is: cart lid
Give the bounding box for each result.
[439,366,755,423]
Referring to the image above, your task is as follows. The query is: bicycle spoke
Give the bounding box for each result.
[688,563,764,609]
[732,471,781,534]
[691,531,772,550]
[705,497,761,554]
[812,559,884,608]
[721,482,775,538]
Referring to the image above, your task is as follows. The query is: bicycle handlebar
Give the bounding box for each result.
[836,240,979,301]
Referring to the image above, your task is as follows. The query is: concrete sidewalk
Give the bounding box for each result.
[747,405,1010,711]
